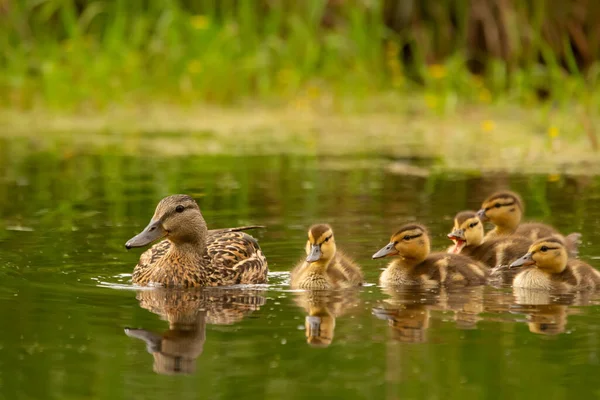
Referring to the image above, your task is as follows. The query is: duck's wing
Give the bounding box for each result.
[206,231,268,285]
[132,240,171,284]
[208,225,265,234]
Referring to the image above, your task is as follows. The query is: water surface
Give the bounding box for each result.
[1,147,600,399]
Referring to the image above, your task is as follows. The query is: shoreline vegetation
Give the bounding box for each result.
[1,1,599,173]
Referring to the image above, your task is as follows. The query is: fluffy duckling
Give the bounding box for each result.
[510,237,600,291]
[372,223,488,287]
[448,210,532,267]
[476,191,580,256]
[290,224,364,290]
[126,194,268,287]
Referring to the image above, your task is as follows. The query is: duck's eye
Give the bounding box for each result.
[175,205,185,213]
[469,221,478,228]
[324,237,330,242]
[403,235,410,241]
[540,245,548,252]
[495,203,501,208]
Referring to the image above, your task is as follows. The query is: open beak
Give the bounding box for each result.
[509,252,535,268]
[125,220,166,249]
[476,209,488,222]
[306,245,321,263]
[447,229,467,254]
[372,242,398,259]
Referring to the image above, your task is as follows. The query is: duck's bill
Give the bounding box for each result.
[372,243,399,259]
[448,239,466,254]
[124,328,162,353]
[509,252,535,268]
[306,245,321,263]
[476,209,489,222]
[125,220,166,249]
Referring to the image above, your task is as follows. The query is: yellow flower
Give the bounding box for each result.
[547,173,561,182]
[428,64,446,79]
[481,120,496,132]
[479,89,492,103]
[190,15,210,30]
[425,94,438,109]
[187,59,203,74]
[548,126,559,138]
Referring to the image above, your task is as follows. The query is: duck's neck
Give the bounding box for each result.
[305,259,333,274]
[390,256,421,271]
[165,217,209,261]
[492,225,515,236]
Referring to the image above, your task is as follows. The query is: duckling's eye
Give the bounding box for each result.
[175,205,185,213]
[403,235,410,241]
[540,245,548,252]
[494,203,501,208]
[324,237,330,242]
[469,221,478,228]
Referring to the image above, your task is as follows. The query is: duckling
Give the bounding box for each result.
[125,194,268,287]
[290,224,364,290]
[476,190,581,256]
[372,223,488,287]
[447,210,532,267]
[509,237,600,291]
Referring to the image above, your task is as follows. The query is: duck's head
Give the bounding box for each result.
[305,224,336,263]
[476,191,523,229]
[125,194,207,249]
[509,237,568,274]
[447,211,484,253]
[372,223,430,263]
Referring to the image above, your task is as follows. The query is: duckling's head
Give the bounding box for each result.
[447,211,484,253]
[125,194,207,249]
[305,224,336,263]
[476,191,523,229]
[372,224,430,264]
[509,237,567,274]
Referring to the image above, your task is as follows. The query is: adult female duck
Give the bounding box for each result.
[125,194,268,287]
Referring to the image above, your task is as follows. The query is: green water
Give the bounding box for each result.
[1,146,600,400]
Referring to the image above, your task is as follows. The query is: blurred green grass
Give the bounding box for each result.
[1,0,599,111]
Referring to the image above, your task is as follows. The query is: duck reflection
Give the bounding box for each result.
[511,288,577,336]
[372,287,437,343]
[125,288,266,375]
[292,290,360,347]
[374,286,486,342]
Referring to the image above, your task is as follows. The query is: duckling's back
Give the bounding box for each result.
[334,251,364,287]
[421,253,488,286]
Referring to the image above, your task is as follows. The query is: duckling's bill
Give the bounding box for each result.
[125,220,166,249]
[447,229,466,254]
[476,209,489,222]
[372,242,398,259]
[306,245,321,263]
[510,252,534,268]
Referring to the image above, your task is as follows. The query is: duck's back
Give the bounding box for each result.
[417,253,488,286]
[205,230,268,285]
[570,261,600,289]
[464,237,532,268]
[515,223,558,241]
[334,251,364,286]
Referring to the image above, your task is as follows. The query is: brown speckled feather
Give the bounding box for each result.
[132,227,268,287]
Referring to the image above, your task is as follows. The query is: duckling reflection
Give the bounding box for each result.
[125,287,266,374]
[512,288,575,336]
[372,287,438,343]
[440,286,485,330]
[292,290,360,347]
